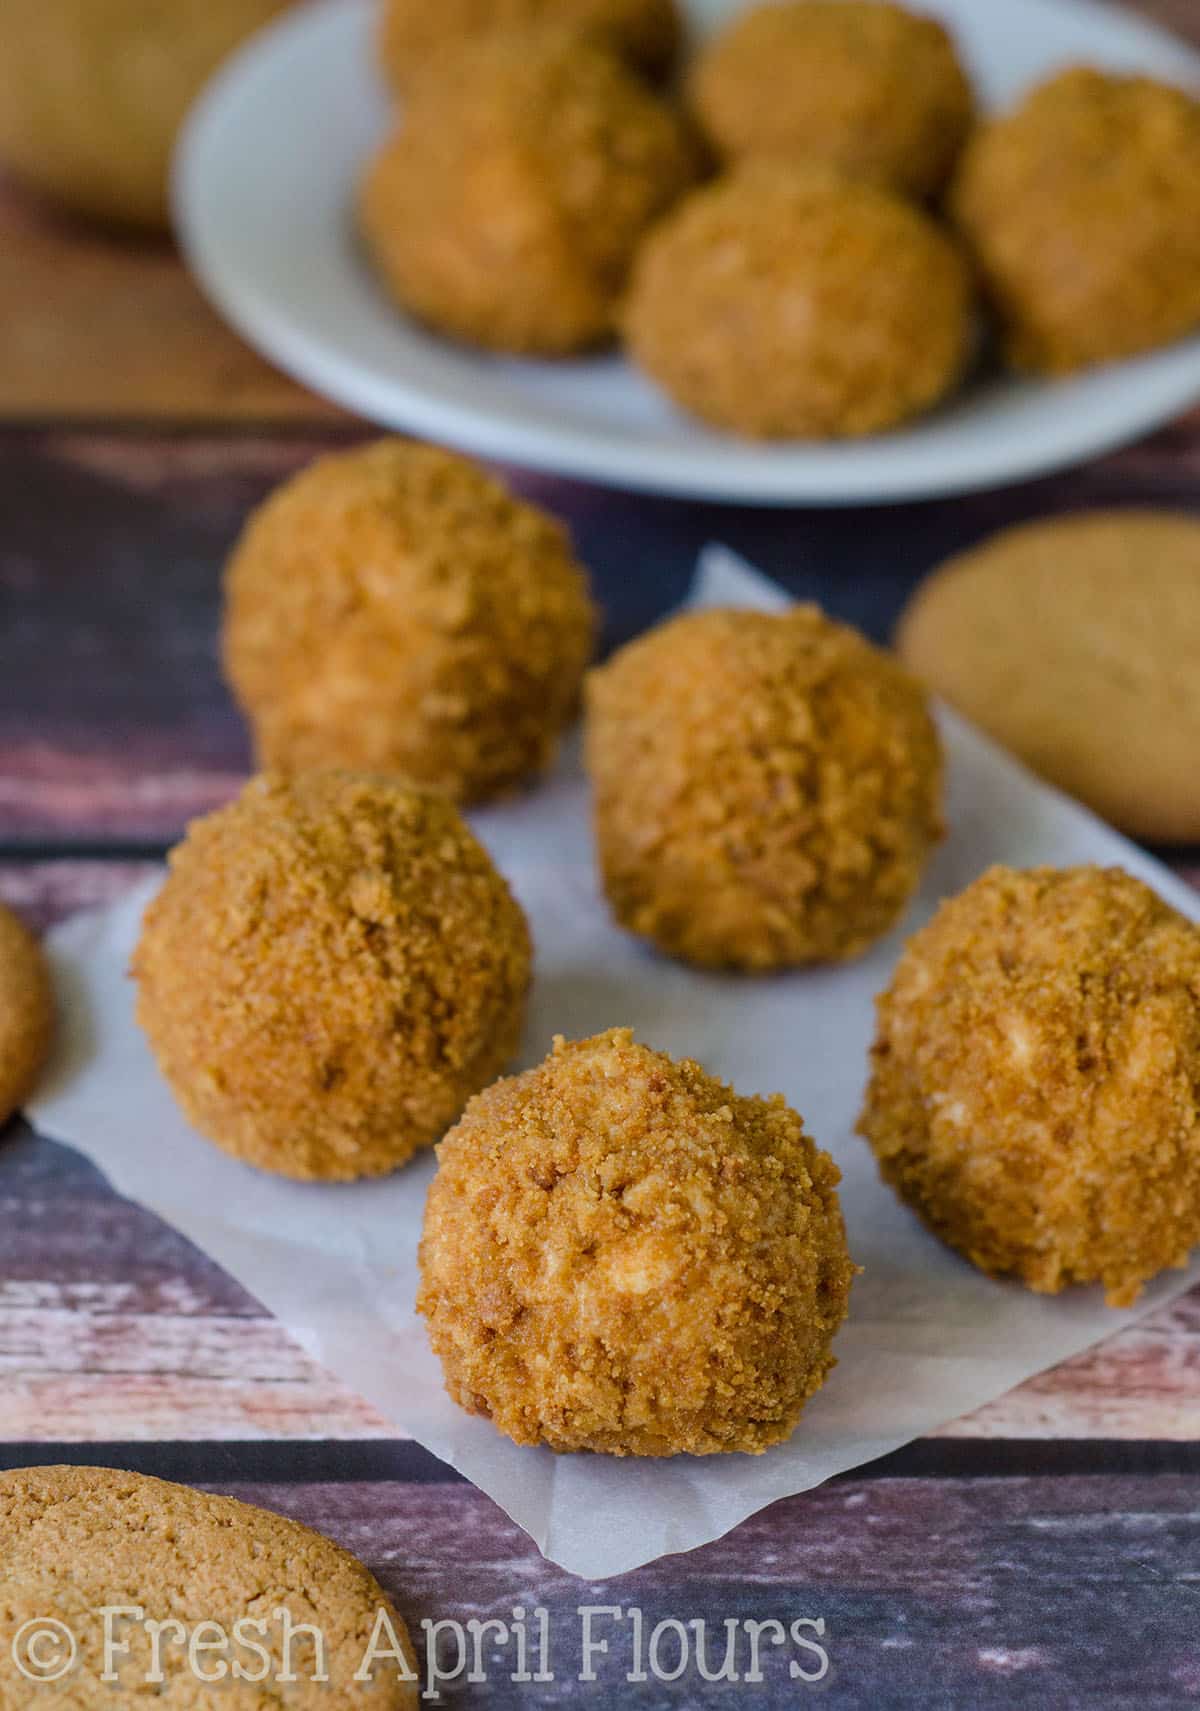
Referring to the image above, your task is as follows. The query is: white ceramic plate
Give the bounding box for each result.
[174,0,1200,505]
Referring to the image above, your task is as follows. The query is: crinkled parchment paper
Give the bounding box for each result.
[28,549,1200,1578]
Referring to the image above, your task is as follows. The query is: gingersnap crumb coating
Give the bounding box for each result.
[951,68,1200,374]
[359,28,699,357]
[419,1029,855,1456]
[624,166,973,439]
[859,866,1200,1308]
[222,441,597,803]
[0,904,54,1126]
[133,772,532,1182]
[0,1465,417,1707]
[378,0,682,90]
[585,607,944,972]
[689,0,973,198]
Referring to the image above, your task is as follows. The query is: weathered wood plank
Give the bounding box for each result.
[2,426,1198,844]
[11,1101,1200,1447]
[0,1370,387,1444]
[0,178,344,422]
[4,1274,1200,1444]
[0,0,1195,1637]
[185,1473,1200,1707]
[939,1291,1200,1440]
[4,858,1200,1447]
[0,860,158,930]
[0,1456,1190,1703]
[0,0,1189,431]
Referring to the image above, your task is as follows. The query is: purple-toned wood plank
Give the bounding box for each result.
[5,855,1200,1446]
[1,423,1198,843]
[165,1473,1200,1709]
[0,1453,1191,1703]
[0,859,157,930]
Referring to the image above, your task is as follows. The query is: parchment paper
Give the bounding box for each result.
[27,548,1200,1580]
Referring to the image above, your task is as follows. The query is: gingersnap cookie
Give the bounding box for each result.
[0,903,53,1126]
[0,1465,416,1705]
[896,510,1200,842]
[0,0,298,230]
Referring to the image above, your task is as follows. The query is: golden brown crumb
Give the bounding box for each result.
[689,0,973,198]
[859,865,1200,1307]
[0,904,53,1125]
[378,0,682,89]
[222,440,597,803]
[0,1465,417,1707]
[419,1029,855,1455]
[0,0,297,230]
[585,606,944,971]
[359,28,699,357]
[624,165,973,439]
[950,67,1200,373]
[133,772,532,1182]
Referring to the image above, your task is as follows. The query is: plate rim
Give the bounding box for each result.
[173,0,1200,506]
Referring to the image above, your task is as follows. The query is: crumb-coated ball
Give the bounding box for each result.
[378,0,682,89]
[624,166,973,439]
[859,865,1200,1307]
[419,1029,855,1455]
[0,0,296,229]
[689,0,973,198]
[951,68,1200,374]
[585,607,944,971]
[359,28,699,356]
[0,904,54,1126]
[223,440,597,803]
[133,772,532,1182]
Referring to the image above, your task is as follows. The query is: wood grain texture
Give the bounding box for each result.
[4,1255,1200,1445]
[0,178,345,422]
[0,0,1198,1634]
[161,1473,1200,1706]
[4,861,1200,1449]
[1,425,1198,845]
[0,1451,1190,1704]
[0,1,1191,428]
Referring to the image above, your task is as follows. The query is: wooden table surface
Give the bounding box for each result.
[3,9,1200,1703]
